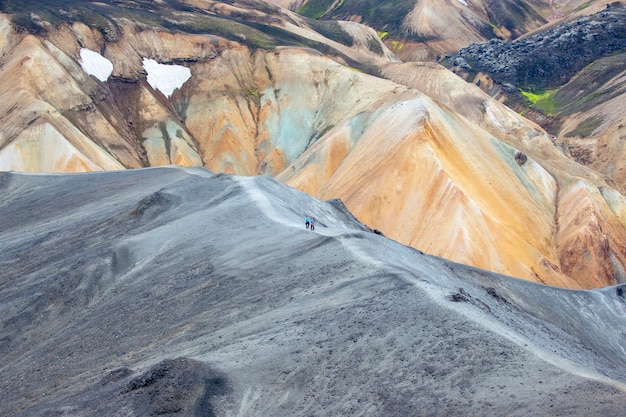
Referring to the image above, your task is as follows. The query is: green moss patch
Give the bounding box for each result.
[297,0,335,19]
[574,1,595,12]
[565,115,604,137]
[521,89,557,115]
[552,53,626,116]
[312,0,418,40]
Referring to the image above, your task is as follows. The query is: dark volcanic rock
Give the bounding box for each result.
[123,358,229,417]
[453,6,626,90]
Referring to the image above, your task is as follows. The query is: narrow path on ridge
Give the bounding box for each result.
[228,174,626,392]
[233,175,384,269]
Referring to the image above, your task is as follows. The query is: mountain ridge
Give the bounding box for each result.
[2,166,626,415]
[1,1,626,289]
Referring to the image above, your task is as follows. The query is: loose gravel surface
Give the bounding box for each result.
[1,166,626,416]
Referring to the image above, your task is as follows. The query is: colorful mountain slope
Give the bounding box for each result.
[0,0,625,289]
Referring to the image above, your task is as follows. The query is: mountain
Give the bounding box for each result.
[269,0,548,60]
[1,0,626,289]
[1,167,626,416]
[266,0,606,60]
[0,0,396,173]
[446,4,626,194]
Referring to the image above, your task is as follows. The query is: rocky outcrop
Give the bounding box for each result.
[452,6,626,90]
[444,5,626,194]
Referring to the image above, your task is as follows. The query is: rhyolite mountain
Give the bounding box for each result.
[1,167,626,416]
[446,4,626,196]
[1,0,626,289]
[268,0,608,60]
[275,0,548,60]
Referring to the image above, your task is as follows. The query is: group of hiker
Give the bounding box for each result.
[305,216,316,231]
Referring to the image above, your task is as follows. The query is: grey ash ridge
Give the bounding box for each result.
[1,166,626,416]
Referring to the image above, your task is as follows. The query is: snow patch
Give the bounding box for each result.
[79,48,113,82]
[457,0,469,6]
[484,101,505,131]
[142,58,192,98]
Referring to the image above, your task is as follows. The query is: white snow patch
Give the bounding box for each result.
[457,0,469,6]
[484,101,505,132]
[143,58,192,98]
[79,48,113,82]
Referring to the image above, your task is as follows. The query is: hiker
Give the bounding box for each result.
[310,218,315,231]
[305,217,310,229]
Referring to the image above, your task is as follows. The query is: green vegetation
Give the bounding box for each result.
[246,87,260,107]
[297,0,335,19]
[521,89,557,115]
[552,54,626,116]
[1,0,122,38]
[574,1,595,12]
[510,52,626,132]
[334,0,345,10]
[300,0,418,40]
[388,40,405,53]
[168,14,278,50]
[10,13,47,35]
[377,31,388,40]
[0,0,318,51]
[565,115,604,137]
[0,0,383,76]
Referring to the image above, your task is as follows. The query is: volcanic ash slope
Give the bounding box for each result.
[1,167,626,416]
